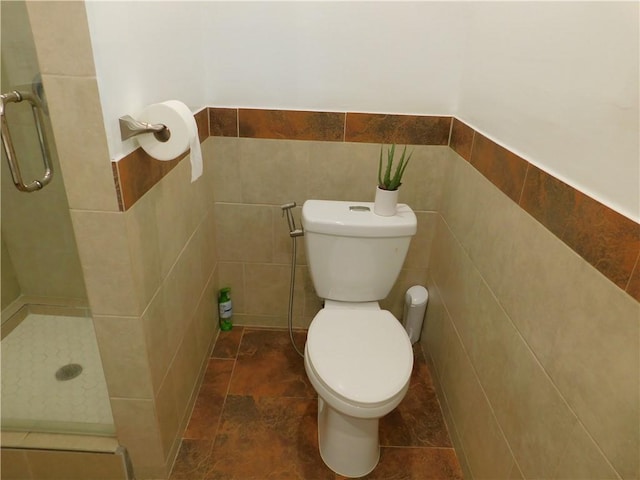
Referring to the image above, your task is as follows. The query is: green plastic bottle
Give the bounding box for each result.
[218,287,233,331]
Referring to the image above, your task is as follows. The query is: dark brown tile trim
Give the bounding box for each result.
[449,118,474,161]
[209,108,238,137]
[345,112,451,145]
[469,132,529,204]
[238,109,345,141]
[115,108,639,302]
[113,108,209,211]
[452,119,640,301]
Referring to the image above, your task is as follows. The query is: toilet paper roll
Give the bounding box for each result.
[136,100,203,182]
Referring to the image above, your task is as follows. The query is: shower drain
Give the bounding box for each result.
[55,363,83,381]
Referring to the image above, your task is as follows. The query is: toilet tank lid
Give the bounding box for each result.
[302,200,417,237]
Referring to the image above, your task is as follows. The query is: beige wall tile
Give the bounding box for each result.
[1,237,21,310]
[459,375,514,480]
[125,184,162,308]
[155,372,179,458]
[215,203,273,262]
[400,145,451,212]
[272,205,307,265]
[218,262,246,314]
[192,267,219,361]
[421,275,448,380]
[237,138,310,205]
[445,153,640,476]
[93,315,154,399]
[41,75,119,211]
[110,398,165,474]
[198,208,218,288]
[26,1,96,76]
[141,290,170,395]
[210,136,243,203]
[161,225,208,359]
[438,314,482,442]
[508,462,525,480]
[154,158,200,278]
[307,141,379,203]
[25,450,125,480]
[544,267,639,479]
[71,210,143,316]
[435,153,638,478]
[404,211,437,269]
[244,263,304,317]
[553,422,621,479]
[169,320,202,423]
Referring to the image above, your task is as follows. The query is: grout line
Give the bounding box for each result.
[342,111,347,142]
[624,249,640,292]
[517,162,531,206]
[435,214,622,478]
[447,117,454,146]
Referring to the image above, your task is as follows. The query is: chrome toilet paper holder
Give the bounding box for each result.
[119,115,171,142]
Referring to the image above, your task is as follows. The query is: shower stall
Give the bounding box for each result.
[1,0,114,439]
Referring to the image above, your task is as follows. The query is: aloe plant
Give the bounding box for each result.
[377,144,412,191]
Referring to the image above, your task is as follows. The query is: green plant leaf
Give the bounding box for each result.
[377,143,412,191]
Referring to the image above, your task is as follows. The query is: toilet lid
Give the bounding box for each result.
[306,308,413,405]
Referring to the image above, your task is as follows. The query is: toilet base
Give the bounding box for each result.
[317,397,380,478]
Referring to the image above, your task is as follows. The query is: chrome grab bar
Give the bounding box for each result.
[0,90,53,192]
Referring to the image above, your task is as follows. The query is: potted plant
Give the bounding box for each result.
[374,144,412,216]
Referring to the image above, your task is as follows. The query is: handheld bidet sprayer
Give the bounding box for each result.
[281,202,305,358]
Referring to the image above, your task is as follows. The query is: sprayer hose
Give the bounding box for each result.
[288,236,305,358]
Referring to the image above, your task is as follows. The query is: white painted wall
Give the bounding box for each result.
[202,2,465,114]
[85,1,639,221]
[456,1,639,222]
[85,1,207,160]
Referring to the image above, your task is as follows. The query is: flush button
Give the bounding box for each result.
[349,206,370,212]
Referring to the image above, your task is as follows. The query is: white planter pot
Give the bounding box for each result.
[374,187,399,216]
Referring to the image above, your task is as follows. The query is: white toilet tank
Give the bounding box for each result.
[302,200,417,302]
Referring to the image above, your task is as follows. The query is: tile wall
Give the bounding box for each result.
[17,3,639,478]
[0,0,86,310]
[24,3,220,479]
[423,148,639,478]
[112,107,639,478]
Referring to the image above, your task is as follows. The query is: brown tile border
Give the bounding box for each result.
[449,118,474,161]
[345,112,451,145]
[238,109,344,141]
[209,108,237,137]
[469,132,529,204]
[113,108,208,211]
[452,118,640,301]
[113,107,639,302]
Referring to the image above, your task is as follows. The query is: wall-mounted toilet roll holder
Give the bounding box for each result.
[119,115,171,142]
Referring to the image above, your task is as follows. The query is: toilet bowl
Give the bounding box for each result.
[301,199,417,477]
[304,302,413,478]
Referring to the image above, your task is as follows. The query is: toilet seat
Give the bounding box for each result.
[306,308,413,406]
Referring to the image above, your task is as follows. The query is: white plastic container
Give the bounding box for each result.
[402,285,429,344]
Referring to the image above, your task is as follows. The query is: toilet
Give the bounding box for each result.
[302,199,416,478]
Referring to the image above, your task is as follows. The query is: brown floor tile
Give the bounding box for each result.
[336,447,463,480]
[203,395,334,480]
[171,329,462,480]
[211,327,244,359]
[184,359,234,440]
[228,329,315,398]
[380,346,452,448]
[169,439,214,480]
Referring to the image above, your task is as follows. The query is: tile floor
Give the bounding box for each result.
[169,327,463,480]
